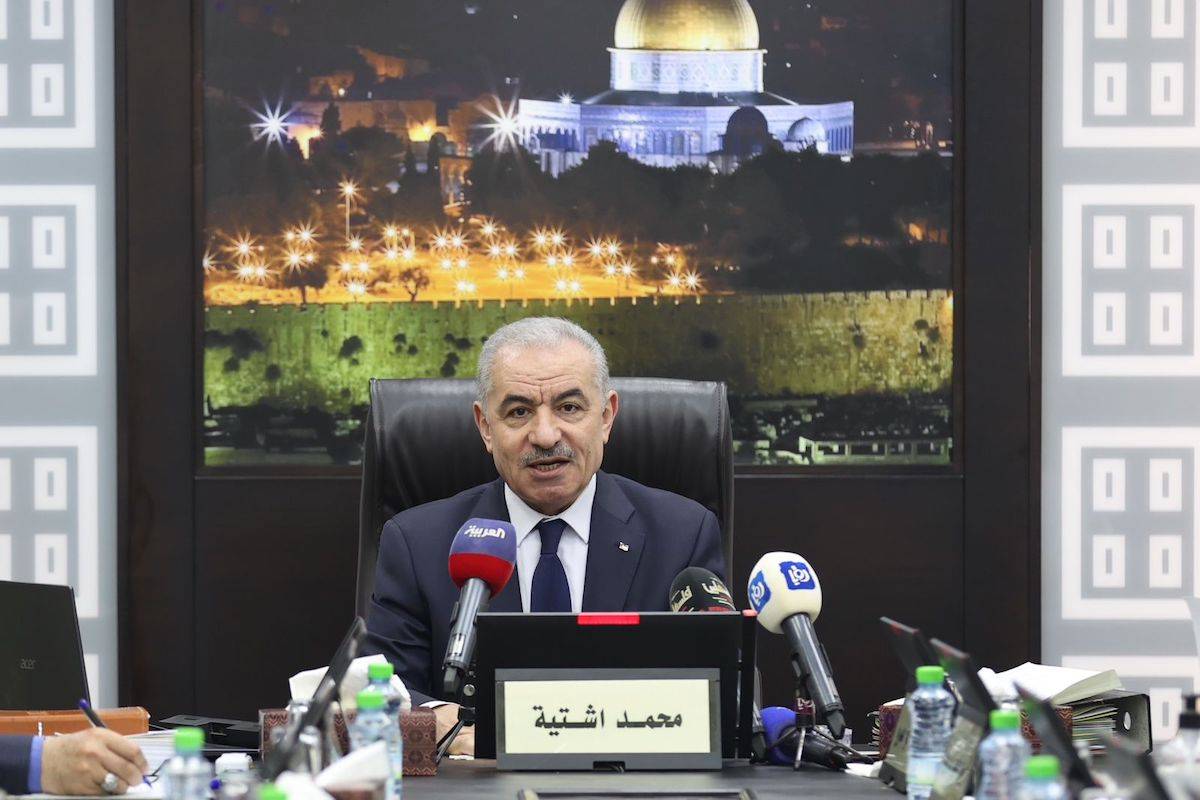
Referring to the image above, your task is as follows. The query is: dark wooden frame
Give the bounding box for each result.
[117,0,1041,720]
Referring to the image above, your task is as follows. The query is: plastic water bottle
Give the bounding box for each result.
[257,783,286,800]
[351,690,401,800]
[1019,755,1067,800]
[366,662,405,795]
[1157,702,1200,767]
[906,665,955,800]
[976,709,1030,800]
[1157,700,1200,797]
[212,752,252,800]
[367,661,404,714]
[162,727,212,800]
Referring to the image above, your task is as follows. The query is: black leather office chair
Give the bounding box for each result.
[356,377,734,617]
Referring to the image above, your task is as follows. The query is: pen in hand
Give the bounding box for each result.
[78,699,153,788]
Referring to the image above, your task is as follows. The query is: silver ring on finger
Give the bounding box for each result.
[101,772,120,794]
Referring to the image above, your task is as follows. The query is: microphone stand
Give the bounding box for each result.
[787,691,870,770]
[435,665,477,763]
[792,700,814,771]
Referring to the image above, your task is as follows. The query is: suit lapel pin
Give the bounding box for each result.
[618,541,630,552]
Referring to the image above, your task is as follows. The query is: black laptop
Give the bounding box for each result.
[259,616,367,780]
[472,611,757,762]
[880,617,940,694]
[0,581,90,710]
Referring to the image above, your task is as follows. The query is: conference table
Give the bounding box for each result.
[404,759,895,799]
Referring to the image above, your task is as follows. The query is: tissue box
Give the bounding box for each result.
[258,708,437,776]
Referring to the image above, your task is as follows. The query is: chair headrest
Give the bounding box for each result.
[377,376,728,502]
[356,377,733,616]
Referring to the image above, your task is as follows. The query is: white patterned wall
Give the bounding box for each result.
[0,0,115,705]
[1046,0,1200,743]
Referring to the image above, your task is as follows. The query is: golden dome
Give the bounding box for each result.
[614,0,760,51]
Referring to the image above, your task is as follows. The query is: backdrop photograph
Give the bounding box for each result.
[199,0,956,468]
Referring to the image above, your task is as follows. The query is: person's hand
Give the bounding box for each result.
[41,728,149,796]
[432,703,475,756]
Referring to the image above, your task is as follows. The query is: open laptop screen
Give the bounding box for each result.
[880,617,939,693]
[0,581,89,710]
[473,611,756,761]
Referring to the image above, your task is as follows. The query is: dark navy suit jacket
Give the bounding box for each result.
[0,736,33,794]
[364,470,725,705]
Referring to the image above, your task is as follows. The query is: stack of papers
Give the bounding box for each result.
[126,730,177,781]
[997,662,1123,749]
[1069,701,1120,749]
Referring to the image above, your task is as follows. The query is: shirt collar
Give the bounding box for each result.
[504,473,597,546]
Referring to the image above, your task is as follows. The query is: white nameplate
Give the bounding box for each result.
[496,668,721,769]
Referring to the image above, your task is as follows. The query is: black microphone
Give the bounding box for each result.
[669,566,737,612]
[668,567,766,761]
[746,552,846,740]
[751,665,768,763]
[442,518,518,697]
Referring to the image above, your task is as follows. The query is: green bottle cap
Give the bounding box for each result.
[258,784,286,800]
[989,709,1021,731]
[1026,754,1060,779]
[367,662,394,682]
[916,665,945,685]
[356,690,385,710]
[174,726,204,753]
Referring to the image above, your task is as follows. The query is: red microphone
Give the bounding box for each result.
[443,518,518,697]
[448,519,518,593]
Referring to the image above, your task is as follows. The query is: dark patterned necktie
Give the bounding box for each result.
[530,518,571,612]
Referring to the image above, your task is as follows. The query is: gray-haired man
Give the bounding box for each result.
[364,317,725,754]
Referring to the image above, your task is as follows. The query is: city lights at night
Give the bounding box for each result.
[201,0,955,467]
[249,100,295,146]
[201,179,714,305]
[478,94,521,152]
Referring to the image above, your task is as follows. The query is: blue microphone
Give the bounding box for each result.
[762,706,799,765]
[761,706,852,770]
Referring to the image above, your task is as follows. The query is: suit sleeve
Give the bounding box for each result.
[0,735,34,795]
[689,509,727,583]
[363,518,436,706]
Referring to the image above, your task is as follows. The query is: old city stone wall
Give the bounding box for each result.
[203,291,953,411]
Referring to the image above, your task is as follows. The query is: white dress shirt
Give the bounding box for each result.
[504,474,596,613]
[422,476,599,707]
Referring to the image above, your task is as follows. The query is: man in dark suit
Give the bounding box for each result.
[0,729,148,795]
[364,317,725,754]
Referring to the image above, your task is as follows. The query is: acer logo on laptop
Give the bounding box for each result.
[1,581,90,708]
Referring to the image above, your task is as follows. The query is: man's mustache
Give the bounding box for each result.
[521,445,575,466]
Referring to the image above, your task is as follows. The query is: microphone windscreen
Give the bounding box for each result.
[669,567,737,612]
[746,551,823,633]
[761,706,798,765]
[448,518,518,594]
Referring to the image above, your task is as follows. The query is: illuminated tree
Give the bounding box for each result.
[465,144,552,228]
[282,263,328,304]
[427,134,443,176]
[397,266,431,301]
[320,102,341,142]
[341,126,405,186]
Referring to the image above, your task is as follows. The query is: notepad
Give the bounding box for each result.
[125,730,177,781]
